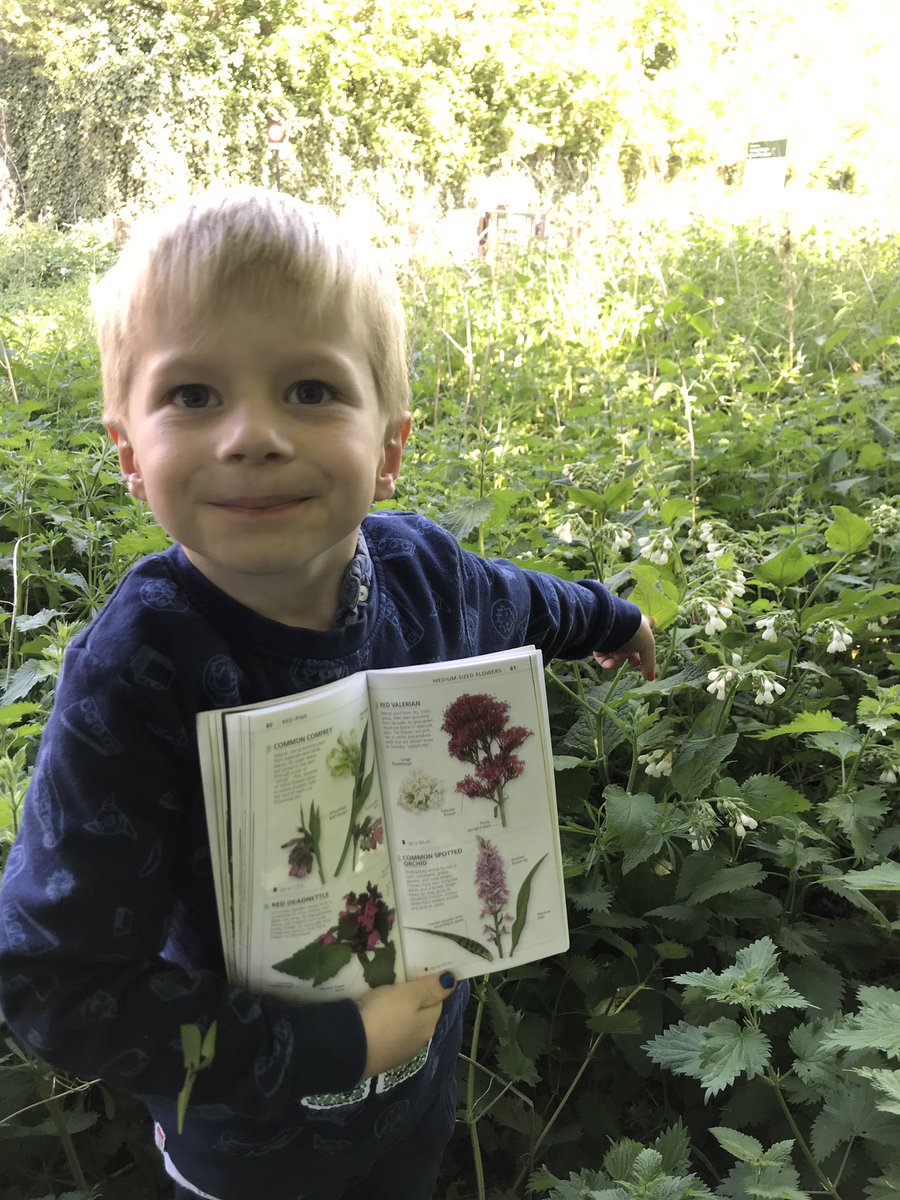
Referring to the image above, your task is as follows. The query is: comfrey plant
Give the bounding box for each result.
[441,693,533,827]
[281,801,326,884]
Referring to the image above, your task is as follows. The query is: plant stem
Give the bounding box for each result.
[765,1068,842,1198]
[465,980,488,1200]
[36,1074,89,1191]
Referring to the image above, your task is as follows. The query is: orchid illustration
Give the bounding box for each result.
[272,881,396,988]
[441,692,532,827]
[410,842,547,963]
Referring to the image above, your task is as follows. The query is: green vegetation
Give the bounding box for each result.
[4,0,900,222]
[1,211,899,1198]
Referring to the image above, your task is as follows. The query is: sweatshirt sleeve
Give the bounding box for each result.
[450,536,642,660]
[0,642,367,1120]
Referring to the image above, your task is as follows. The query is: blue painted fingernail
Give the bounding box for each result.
[439,971,456,988]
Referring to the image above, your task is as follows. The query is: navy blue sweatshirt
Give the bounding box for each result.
[0,512,640,1198]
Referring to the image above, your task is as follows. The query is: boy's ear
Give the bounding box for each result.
[374,414,412,502]
[106,423,147,501]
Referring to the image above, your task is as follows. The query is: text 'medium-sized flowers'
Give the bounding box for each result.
[441,692,532,827]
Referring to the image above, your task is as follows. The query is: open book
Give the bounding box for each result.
[197,646,569,1002]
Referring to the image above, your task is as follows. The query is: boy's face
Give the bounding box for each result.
[107,290,410,629]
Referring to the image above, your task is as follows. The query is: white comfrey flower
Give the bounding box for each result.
[727,569,747,599]
[752,672,786,706]
[688,827,714,851]
[698,522,715,543]
[609,524,632,551]
[703,602,728,636]
[706,667,733,700]
[879,767,898,784]
[826,623,853,655]
[555,520,574,544]
[867,615,890,632]
[733,810,759,838]
[756,614,779,643]
[638,748,674,778]
[637,533,673,566]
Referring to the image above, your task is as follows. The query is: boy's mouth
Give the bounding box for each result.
[213,496,307,513]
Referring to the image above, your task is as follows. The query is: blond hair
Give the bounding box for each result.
[92,187,409,428]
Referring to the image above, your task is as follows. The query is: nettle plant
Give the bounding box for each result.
[449,452,900,1198]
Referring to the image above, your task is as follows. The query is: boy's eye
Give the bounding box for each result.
[286,380,333,406]
[169,384,216,409]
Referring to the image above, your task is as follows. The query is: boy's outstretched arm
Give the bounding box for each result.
[593,614,657,681]
[356,972,457,1078]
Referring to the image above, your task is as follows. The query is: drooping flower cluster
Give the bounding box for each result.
[355,815,383,853]
[474,835,513,958]
[326,729,362,778]
[752,672,786,706]
[441,693,532,827]
[825,623,853,655]
[397,769,445,813]
[706,653,743,701]
[319,882,395,956]
[283,832,315,879]
[281,801,326,884]
[702,601,731,636]
[733,810,759,838]
[638,748,674,778]
[637,533,673,566]
[755,613,780,642]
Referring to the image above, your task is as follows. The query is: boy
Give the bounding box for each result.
[0,188,655,1200]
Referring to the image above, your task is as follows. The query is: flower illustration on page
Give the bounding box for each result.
[329,725,378,876]
[475,835,513,958]
[441,693,532,827]
[397,769,445,814]
[272,881,396,988]
[409,842,547,964]
[281,801,326,885]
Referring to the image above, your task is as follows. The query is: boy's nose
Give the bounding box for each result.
[217,399,294,462]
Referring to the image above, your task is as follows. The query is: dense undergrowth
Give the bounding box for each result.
[1,210,899,1199]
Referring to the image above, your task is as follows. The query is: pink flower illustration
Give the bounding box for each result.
[356,815,384,853]
[441,693,532,826]
[475,835,513,958]
[336,882,396,956]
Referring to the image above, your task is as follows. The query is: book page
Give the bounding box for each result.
[367,647,569,980]
[204,674,406,1002]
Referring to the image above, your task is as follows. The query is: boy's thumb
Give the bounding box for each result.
[421,970,457,1004]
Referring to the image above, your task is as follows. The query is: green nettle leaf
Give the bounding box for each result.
[855,1068,900,1117]
[810,1082,874,1162]
[643,1018,771,1099]
[821,986,900,1059]
[807,729,862,760]
[0,658,56,705]
[755,710,846,741]
[603,786,659,844]
[440,496,495,538]
[685,861,766,908]
[710,1126,765,1163]
[673,937,808,1014]
[819,787,887,859]
[753,542,815,586]
[785,959,845,1016]
[623,661,714,698]
[838,862,900,891]
[825,505,874,553]
[739,774,811,819]
[486,987,539,1085]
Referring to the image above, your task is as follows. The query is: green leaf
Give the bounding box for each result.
[670,733,737,801]
[825,505,874,553]
[627,562,680,630]
[660,498,694,525]
[672,936,807,1015]
[360,942,396,987]
[839,863,900,891]
[272,939,354,985]
[587,1009,644,1036]
[486,986,539,1084]
[754,542,814,587]
[510,853,547,953]
[180,1024,201,1071]
[687,862,766,907]
[755,710,846,741]
[441,496,495,538]
[811,1082,874,1162]
[855,1068,900,1117]
[199,1020,217,1068]
[602,786,659,844]
[710,1126,765,1163]
[0,658,55,705]
[739,775,811,819]
[407,926,494,961]
[821,988,900,1059]
[644,1017,771,1099]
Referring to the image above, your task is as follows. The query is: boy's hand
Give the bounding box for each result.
[356,972,457,1079]
[593,615,657,681]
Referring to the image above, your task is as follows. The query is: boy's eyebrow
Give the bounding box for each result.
[140,345,368,383]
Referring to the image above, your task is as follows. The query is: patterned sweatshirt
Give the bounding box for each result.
[0,512,640,1199]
